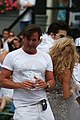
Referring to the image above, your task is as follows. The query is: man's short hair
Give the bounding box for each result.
[47,20,68,35]
[22,24,42,39]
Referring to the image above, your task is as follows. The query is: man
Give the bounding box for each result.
[1,24,55,120]
[37,20,68,53]
[2,28,10,52]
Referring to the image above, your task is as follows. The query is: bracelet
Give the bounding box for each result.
[70,89,75,96]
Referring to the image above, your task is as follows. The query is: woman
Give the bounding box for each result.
[49,36,80,120]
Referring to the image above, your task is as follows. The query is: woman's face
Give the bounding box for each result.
[13,39,20,49]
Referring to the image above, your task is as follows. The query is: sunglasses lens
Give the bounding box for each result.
[60,35,65,38]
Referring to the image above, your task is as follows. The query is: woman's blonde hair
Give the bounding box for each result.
[49,36,79,76]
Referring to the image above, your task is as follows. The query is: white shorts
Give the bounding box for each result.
[13,101,55,120]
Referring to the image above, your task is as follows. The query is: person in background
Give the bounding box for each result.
[8,31,15,42]
[0,39,7,72]
[0,24,55,120]
[37,20,68,53]
[49,36,80,120]
[2,28,10,53]
[0,87,14,120]
[8,36,22,52]
[16,0,36,31]
[0,87,6,112]
[57,0,69,22]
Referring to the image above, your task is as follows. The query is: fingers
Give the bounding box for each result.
[35,80,46,89]
[20,80,46,90]
[20,81,35,90]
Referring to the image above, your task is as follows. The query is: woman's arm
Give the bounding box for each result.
[61,69,73,99]
[0,96,6,112]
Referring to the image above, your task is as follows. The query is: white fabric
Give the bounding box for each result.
[19,0,36,21]
[0,88,13,98]
[0,88,3,98]
[66,79,80,120]
[0,49,5,67]
[73,63,80,91]
[75,38,80,46]
[14,101,55,120]
[2,38,9,52]
[65,64,80,120]
[2,48,53,108]
[73,63,80,82]
[37,33,55,53]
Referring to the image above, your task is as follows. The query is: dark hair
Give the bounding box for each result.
[47,20,68,35]
[0,38,3,48]
[2,28,10,34]
[22,24,42,39]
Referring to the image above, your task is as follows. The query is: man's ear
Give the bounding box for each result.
[50,32,54,39]
[38,38,42,45]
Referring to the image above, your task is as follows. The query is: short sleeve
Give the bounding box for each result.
[2,52,13,71]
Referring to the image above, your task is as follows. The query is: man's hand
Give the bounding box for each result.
[20,80,35,90]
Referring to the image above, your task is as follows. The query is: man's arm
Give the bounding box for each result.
[45,70,55,91]
[0,68,35,90]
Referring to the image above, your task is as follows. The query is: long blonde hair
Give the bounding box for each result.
[49,36,79,76]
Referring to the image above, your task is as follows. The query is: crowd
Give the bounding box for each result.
[0,19,80,120]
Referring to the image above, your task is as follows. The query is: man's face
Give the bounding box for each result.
[23,32,41,54]
[54,30,67,40]
[3,31,9,41]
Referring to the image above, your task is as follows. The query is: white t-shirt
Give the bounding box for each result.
[75,38,80,46]
[19,0,36,21]
[2,38,9,52]
[2,48,53,108]
[37,33,55,53]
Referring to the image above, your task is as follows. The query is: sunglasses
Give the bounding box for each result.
[59,34,65,38]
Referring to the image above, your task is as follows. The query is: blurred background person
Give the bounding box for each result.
[16,0,36,31]
[0,38,7,72]
[2,28,10,53]
[57,0,69,22]
[0,87,6,112]
[37,20,68,53]
[8,31,15,42]
[8,36,22,52]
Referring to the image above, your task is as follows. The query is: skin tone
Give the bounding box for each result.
[0,32,55,91]
[0,96,6,112]
[2,31,9,42]
[12,39,21,49]
[54,30,67,40]
[50,29,67,40]
[58,69,77,100]
[22,32,41,54]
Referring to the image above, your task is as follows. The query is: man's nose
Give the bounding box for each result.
[29,40,33,45]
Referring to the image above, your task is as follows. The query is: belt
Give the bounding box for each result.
[31,99,47,111]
